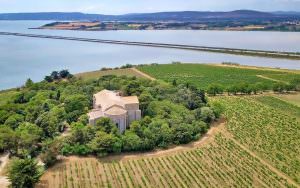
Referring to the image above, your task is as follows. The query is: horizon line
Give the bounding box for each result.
[0,9,299,15]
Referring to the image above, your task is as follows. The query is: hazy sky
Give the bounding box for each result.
[0,0,300,14]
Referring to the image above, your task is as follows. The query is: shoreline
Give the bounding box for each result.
[1,63,299,92]
[33,26,300,33]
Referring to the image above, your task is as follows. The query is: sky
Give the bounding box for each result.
[0,0,300,14]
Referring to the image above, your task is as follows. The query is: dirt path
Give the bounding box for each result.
[256,74,288,83]
[220,127,300,188]
[131,68,156,81]
[0,153,10,188]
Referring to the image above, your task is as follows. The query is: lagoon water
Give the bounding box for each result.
[0,21,300,90]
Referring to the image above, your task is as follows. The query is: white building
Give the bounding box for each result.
[88,90,141,133]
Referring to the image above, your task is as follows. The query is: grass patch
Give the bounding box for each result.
[76,68,147,80]
[0,90,19,105]
[275,93,300,107]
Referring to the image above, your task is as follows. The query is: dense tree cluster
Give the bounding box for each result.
[44,70,73,82]
[206,79,300,96]
[60,77,216,157]
[0,72,218,168]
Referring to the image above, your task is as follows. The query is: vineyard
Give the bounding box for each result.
[35,95,300,188]
[137,64,299,89]
[37,133,294,188]
[211,96,300,184]
[254,96,300,119]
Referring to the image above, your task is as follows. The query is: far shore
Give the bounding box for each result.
[34,21,300,32]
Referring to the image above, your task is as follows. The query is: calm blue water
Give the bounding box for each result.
[0,21,300,90]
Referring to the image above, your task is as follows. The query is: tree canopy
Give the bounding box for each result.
[0,70,216,172]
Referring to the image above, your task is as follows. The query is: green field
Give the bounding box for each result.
[211,96,300,183]
[137,64,300,90]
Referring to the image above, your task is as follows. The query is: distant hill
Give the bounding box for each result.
[0,12,113,21]
[273,11,300,16]
[0,10,296,22]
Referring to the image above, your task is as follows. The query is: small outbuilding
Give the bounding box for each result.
[88,90,141,133]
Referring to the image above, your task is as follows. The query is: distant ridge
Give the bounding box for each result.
[273,11,300,16]
[0,10,296,21]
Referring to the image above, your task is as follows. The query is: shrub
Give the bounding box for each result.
[210,101,225,118]
[172,124,193,144]
[199,107,216,123]
[207,84,224,96]
[8,158,43,188]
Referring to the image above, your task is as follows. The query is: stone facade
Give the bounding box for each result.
[88,90,141,133]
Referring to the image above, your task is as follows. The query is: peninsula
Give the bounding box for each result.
[1,31,300,60]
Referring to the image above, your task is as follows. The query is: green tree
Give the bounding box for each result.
[122,131,142,151]
[44,76,53,83]
[59,70,71,79]
[191,121,209,136]
[78,114,89,125]
[25,78,34,88]
[130,121,143,137]
[291,78,300,91]
[227,85,239,95]
[172,79,177,86]
[56,90,61,100]
[64,94,89,123]
[50,71,59,80]
[4,114,24,129]
[209,101,225,119]
[35,108,65,138]
[40,138,63,168]
[88,131,121,156]
[157,123,173,148]
[207,84,223,96]
[95,117,117,134]
[64,94,89,113]
[123,80,142,96]
[173,86,206,110]
[199,107,216,123]
[8,158,43,188]
[172,124,193,144]
[0,126,17,154]
[139,91,154,115]
[250,84,259,95]
[0,110,10,124]
[70,125,86,144]
[16,123,43,157]
[273,83,286,93]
